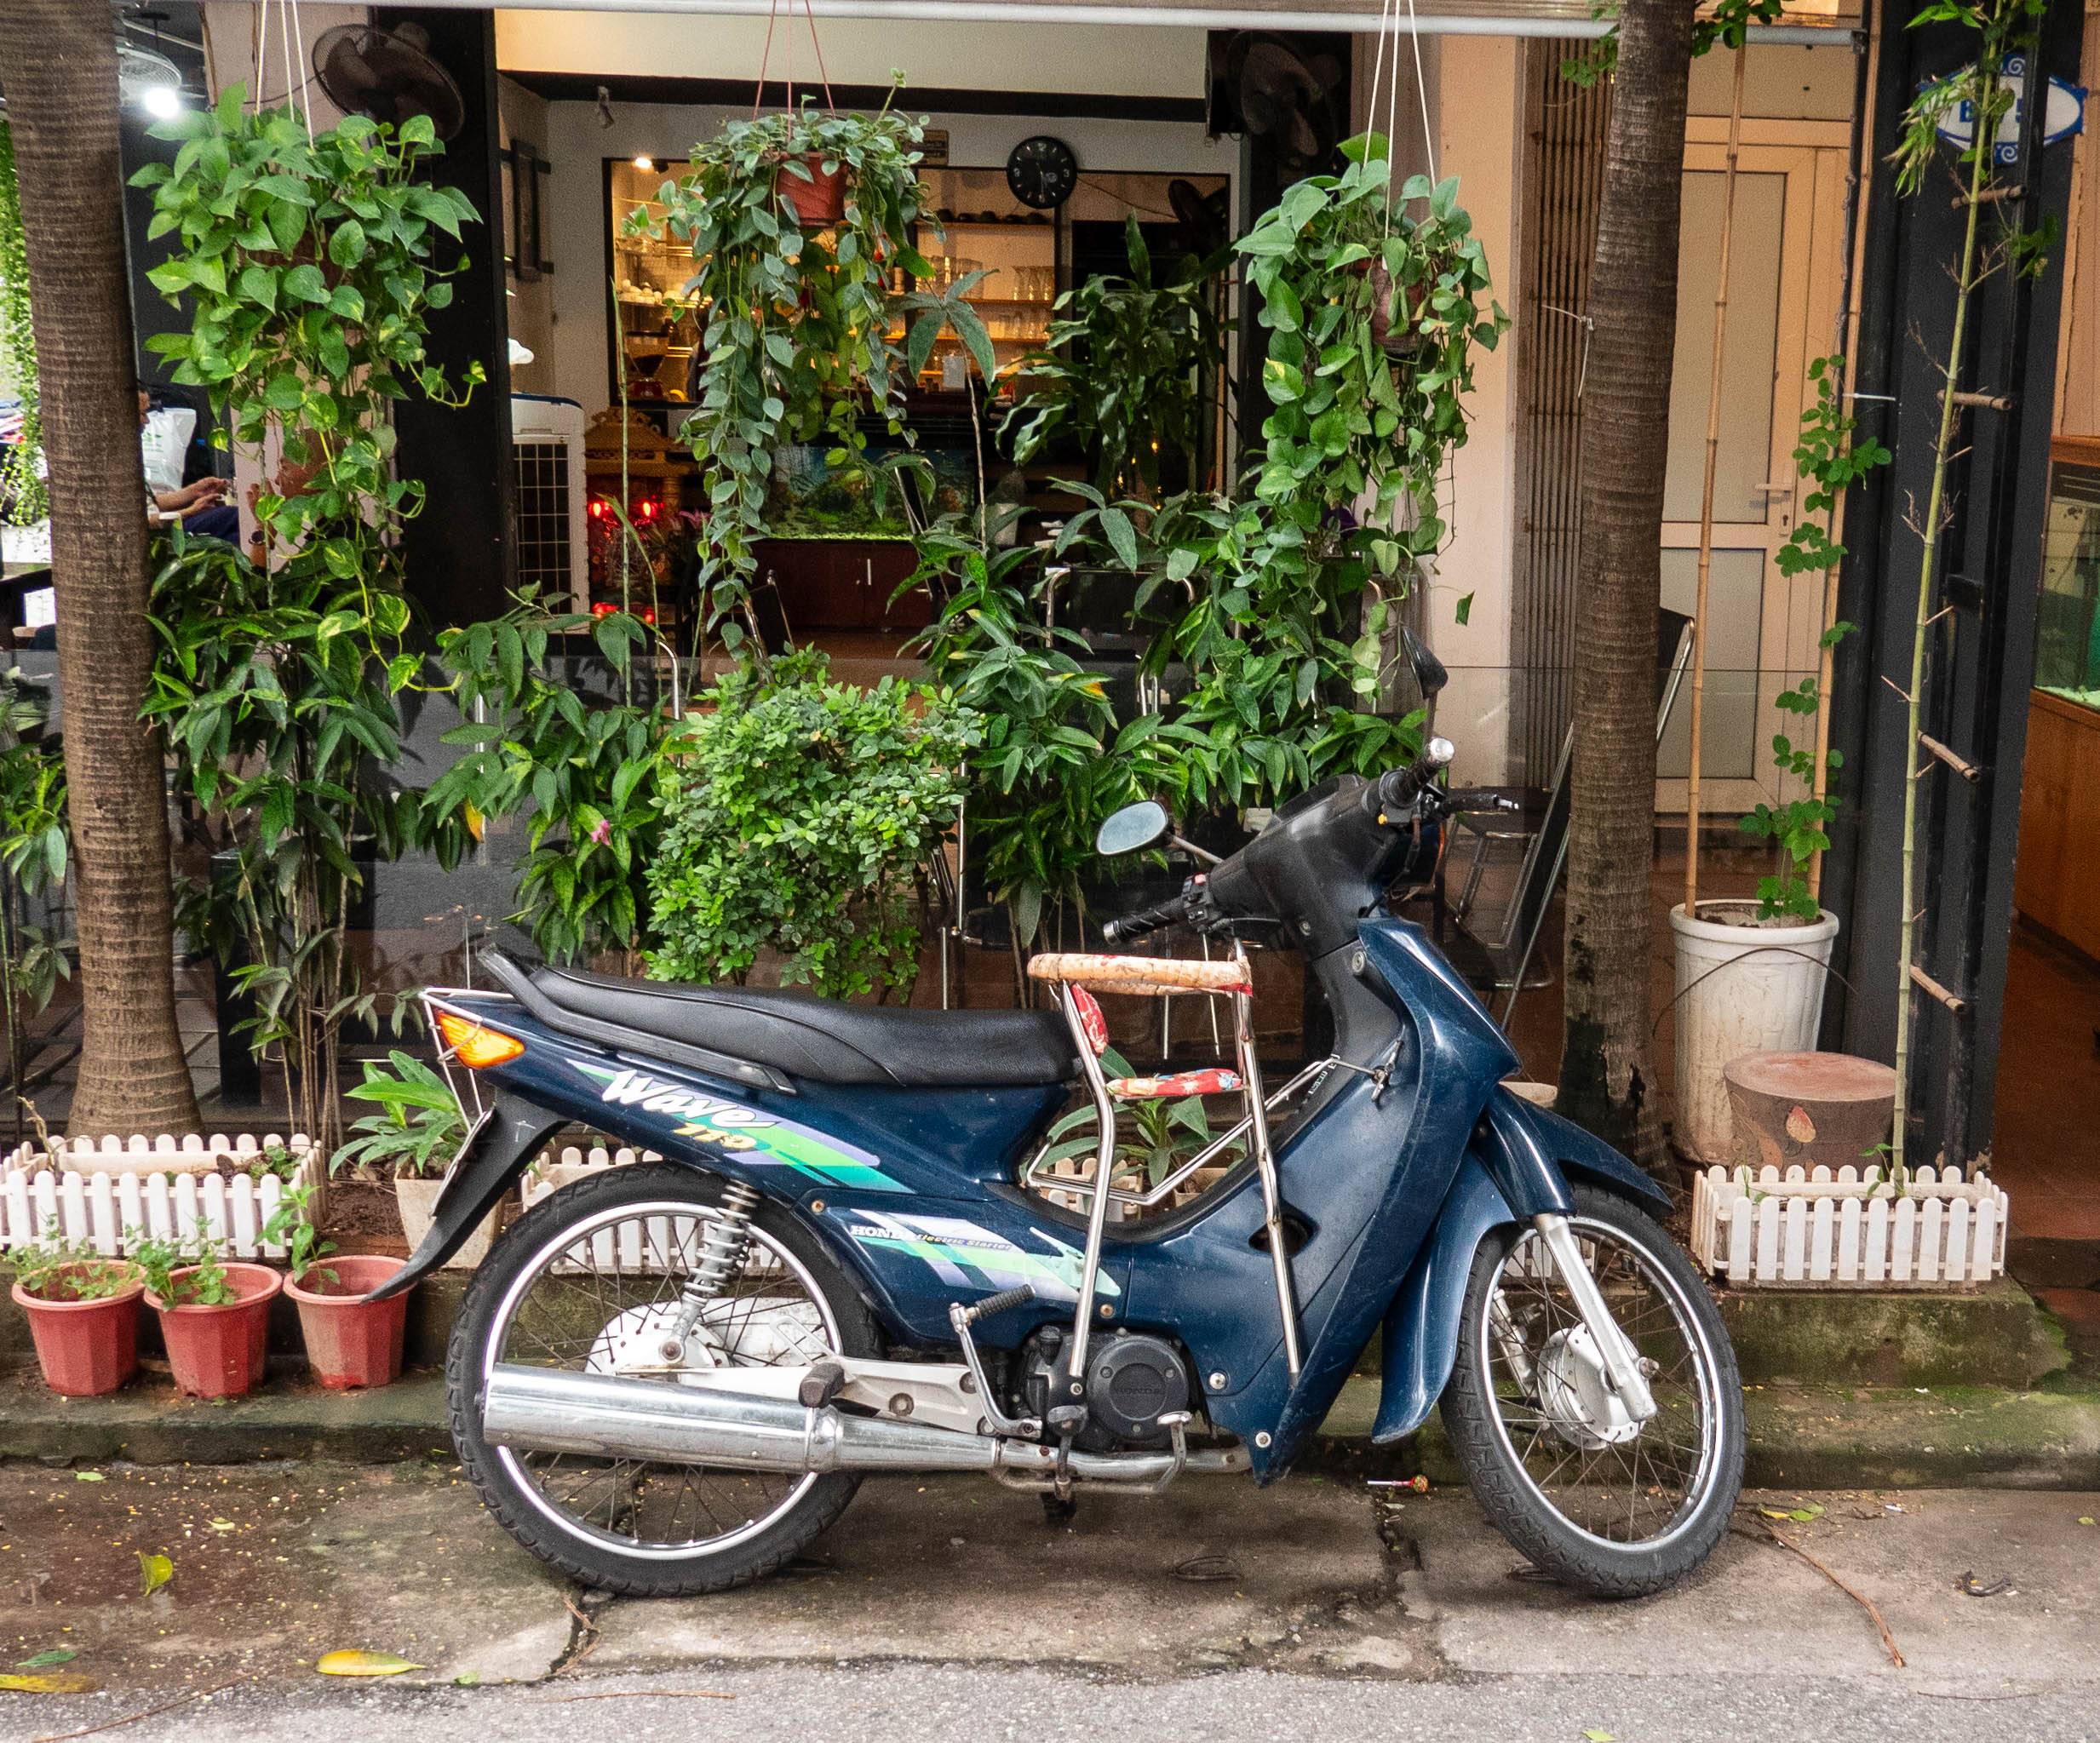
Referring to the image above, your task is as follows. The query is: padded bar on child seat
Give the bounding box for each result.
[1027,953,1253,998]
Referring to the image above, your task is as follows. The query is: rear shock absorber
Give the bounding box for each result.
[661,1179,762,1362]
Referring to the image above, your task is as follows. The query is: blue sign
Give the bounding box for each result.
[1933,54,2086,167]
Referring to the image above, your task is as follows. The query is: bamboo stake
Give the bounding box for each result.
[1684,43,1748,916]
[1808,22,1881,903]
[1892,57,2000,1174]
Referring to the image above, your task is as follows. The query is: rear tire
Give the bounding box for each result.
[449,1162,879,1597]
[1441,1183,1743,1597]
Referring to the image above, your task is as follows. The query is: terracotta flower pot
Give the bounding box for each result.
[1366,261,1430,356]
[778,152,847,227]
[145,1263,283,1399]
[11,1264,145,1397]
[284,1256,409,1390]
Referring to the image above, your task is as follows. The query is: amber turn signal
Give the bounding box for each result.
[435,1010,526,1069]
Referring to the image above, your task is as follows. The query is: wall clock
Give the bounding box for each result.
[1006,135,1077,210]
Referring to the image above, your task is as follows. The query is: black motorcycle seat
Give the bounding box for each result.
[524,962,1082,1090]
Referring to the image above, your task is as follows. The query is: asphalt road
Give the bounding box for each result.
[0,1462,2093,1742]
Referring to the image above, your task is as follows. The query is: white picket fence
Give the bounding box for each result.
[520,1143,662,1208]
[1689,1162,2008,1289]
[0,1134,319,1259]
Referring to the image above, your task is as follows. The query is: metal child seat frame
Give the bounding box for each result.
[1024,950,1305,1383]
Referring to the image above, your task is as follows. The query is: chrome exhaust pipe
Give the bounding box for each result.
[479,1364,1243,1482]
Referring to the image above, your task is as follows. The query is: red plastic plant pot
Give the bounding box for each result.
[779,153,847,227]
[10,1265,146,1397]
[284,1256,410,1391]
[144,1263,284,1400]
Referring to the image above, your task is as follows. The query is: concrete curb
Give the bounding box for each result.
[5,1367,2096,1490]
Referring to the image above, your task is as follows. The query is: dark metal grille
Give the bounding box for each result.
[513,439,574,599]
[1512,39,1611,786]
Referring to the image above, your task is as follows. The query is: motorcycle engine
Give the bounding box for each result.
[1014,1323,1194,1451]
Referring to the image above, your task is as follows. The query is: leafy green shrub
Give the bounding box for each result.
[645,651,977,1000]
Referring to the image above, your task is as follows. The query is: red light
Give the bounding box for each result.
[587,499,609,520]
[591,600,615,617]
[637,499,658,521]
[641,607,657,624]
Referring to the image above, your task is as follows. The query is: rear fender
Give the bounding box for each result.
[364,1092,564,1301]
[1373,1155,1514,1442]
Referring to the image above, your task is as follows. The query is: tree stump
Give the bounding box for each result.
[1722,1052,1897,1172]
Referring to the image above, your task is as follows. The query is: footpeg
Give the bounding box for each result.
[799,1358,847,1409]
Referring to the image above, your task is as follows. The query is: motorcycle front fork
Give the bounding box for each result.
[1491,1213,1659,1422]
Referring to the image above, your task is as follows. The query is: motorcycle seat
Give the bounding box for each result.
[515,959,1082,1091]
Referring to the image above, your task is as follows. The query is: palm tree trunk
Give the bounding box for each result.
[0,1,200,1137]
[1557,0,1695,1173]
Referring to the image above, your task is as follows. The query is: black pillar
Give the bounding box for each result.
[1822,0,2086,1166]
[373,9,514,628]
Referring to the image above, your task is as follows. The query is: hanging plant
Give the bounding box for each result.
[0,118,46,528]
[638,92,940,651]
[1236,135,1506,567]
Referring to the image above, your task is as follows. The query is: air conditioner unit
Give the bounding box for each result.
[510,393,588,612]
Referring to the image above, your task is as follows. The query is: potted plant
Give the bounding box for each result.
[1669,357,1888,1163]
[8,1226,143,1396]
[135,1235,282,1399]
[636,92,935,651]
[270,1180,408,1390]
[1001,215,1229,501]
[333,1050,491,1266]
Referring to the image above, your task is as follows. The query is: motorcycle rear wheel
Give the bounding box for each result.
[449,1162,878,1597]
[1441,1182,1744,1597]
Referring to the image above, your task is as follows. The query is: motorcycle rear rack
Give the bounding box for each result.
[1027,948,1303,1380]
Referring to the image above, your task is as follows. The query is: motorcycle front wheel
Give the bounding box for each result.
[448,1162,878,1597]
[1440,1181,1744,1597]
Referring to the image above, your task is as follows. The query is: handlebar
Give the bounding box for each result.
[1100,892,1190,945]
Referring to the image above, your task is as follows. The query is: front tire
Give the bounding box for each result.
[1441,1183,1743,1597]
[449,1162,879,1597]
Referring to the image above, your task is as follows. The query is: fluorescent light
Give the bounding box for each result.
[141,83,184,120]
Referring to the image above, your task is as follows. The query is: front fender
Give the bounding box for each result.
[1373,1155,1514,1442]
[1477,1086,1673,1218]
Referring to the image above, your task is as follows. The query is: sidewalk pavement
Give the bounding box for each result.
[0,1462,2093,1742]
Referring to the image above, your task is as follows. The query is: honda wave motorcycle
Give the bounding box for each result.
[379,691,1744,1601]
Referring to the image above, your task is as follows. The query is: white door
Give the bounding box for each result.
[1656,132,1850,816]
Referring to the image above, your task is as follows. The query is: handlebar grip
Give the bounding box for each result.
[1102,893,1189,945]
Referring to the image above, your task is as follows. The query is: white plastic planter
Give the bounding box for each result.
[1690,1162,2008,1289]
[1670,900,1839,1165]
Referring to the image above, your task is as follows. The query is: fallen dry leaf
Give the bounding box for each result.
[317,1649,425,1678]
[137,1552,174,1598]
[0,1671,96,1694]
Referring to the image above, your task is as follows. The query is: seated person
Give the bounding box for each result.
[139,390,238,541]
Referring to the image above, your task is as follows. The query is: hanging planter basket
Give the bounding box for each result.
[776,152,847,227]
[1364,260,1429,358]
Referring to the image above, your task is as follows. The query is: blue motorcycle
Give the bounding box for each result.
[383,723,1743,1601]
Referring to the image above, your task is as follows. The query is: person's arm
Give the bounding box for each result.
[152,477,229,514]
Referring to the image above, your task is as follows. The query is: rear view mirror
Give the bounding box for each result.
[1402,626,1448,701]
[1096,800,1169,857]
